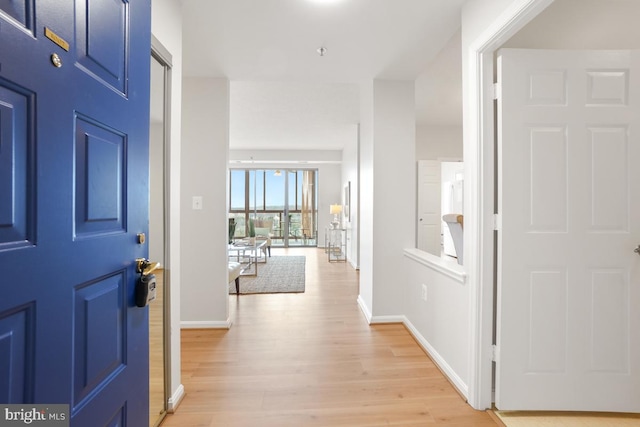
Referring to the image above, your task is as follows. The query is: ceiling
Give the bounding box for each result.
[180,0,466,150]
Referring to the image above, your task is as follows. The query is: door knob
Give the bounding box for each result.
[635,245,640,256]
[136,258,161,275]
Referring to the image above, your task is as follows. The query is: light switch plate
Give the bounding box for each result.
[192,196,203,210]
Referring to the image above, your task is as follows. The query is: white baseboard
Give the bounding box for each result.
[403,318,469,399]
[356,295,372,323]
[180,318,232,329]
[167,384,185,413]
[370,314,406,324]
[356,297,405,325]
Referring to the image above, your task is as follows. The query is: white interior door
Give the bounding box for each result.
[441,161,464,258]
[496,48,640,412]
[417,160,441,256]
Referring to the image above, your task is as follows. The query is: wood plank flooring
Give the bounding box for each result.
[161,248,498,427]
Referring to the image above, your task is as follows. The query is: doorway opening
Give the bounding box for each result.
[149,37,172,427]
[469,0,640,412]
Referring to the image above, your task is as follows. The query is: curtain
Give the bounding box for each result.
[301,170,316,239]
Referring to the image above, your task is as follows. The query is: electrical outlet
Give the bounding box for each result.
[421,284,427,302]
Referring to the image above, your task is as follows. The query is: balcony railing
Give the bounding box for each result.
[229,211,317,247]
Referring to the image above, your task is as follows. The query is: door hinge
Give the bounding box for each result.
[493,213,501,231]
[492,344,499,362]
[493,82,501,100]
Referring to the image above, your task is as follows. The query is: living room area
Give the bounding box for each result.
[226,157,357,293]
[228,168,320,249]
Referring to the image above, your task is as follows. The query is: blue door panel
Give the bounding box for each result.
[106,405,126,427]
[0,0,32,31]
[0,304,34,403]
[74,115,126,237]
[75,0,129,95]
[0,83,35,250]
[72,273,126,409]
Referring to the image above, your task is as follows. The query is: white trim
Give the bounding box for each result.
[403,248,467,284]
[404,317,469,399]
[436,156,464,163]
[357,295,372,324]
[229,159,341,165]
[370,314,405,324]
[166,384,185,413]
[464,0,555,411]
[180,319,232,329]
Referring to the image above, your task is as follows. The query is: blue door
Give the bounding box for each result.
[0,1,151,425]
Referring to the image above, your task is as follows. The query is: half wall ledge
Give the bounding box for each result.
[403,248,467,284]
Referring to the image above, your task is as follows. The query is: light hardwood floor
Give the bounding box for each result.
[161,248,498,427]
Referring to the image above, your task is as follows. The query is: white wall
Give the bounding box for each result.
[230,149,342,163]
[415,29,463,128]
[150,0,183,410]
[461,0,517,49]
[372,81,416,316]
[358,80,416,319]
[228,149,343,243]
[341,125,359,268]
[403,251,469,394]
[416,125,463,160]
[180,77,230,328]
[358,81,374,315]
[502,0,640,49]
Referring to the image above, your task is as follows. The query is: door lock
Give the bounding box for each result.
[50,53,62,68]
[135,258,160,307]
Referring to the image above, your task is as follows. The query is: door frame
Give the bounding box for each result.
[465,0,554,410]
[150,35,173,420]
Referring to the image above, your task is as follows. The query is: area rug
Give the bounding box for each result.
[493,411,640,427]
[230,256,305,295]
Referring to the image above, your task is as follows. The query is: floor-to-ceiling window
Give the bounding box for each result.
[229,169,318,247]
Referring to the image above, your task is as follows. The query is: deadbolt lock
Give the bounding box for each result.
[50,53,62,68]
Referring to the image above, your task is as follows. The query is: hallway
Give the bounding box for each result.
[161,248,498,426]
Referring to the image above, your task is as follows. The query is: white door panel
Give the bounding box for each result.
[496,49,640,412]
[417,160,441,256]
